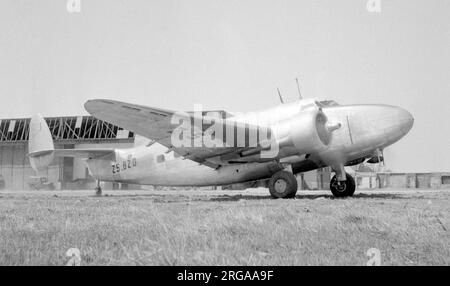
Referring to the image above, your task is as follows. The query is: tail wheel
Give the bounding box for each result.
[95,181,102,196]
[330,173,356,197]
[269,171,298,199]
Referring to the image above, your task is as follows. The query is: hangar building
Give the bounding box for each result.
[0,116,134,190]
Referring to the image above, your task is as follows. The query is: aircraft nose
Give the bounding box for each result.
[380,105,414,144]
[341,104,413,148]
[396,107,414,135]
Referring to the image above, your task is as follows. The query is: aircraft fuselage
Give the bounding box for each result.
[86,102,413,186]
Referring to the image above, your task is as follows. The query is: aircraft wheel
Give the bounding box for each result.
[269,171,298,199]
[95,184,102,196]
[330,173,355,197]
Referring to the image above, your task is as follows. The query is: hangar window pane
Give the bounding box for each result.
[156,154,165,163]
[0,115,135,143]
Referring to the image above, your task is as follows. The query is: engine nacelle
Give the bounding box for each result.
[270,108,332,155]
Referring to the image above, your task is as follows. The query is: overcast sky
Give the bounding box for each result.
[0,0,449,173]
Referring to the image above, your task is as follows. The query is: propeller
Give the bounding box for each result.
[272,77,348,181]
[311,109,347,181]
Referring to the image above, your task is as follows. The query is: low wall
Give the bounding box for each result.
[354,172,450,189]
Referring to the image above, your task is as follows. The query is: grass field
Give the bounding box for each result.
[0,188,448,265]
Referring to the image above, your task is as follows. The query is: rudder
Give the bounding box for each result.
[28,114,54,171]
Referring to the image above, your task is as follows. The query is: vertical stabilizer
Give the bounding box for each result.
[28,114,54,172]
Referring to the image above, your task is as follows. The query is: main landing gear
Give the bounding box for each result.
[268,170,298,199]
[330,164,356,197]
[95,180,102,196]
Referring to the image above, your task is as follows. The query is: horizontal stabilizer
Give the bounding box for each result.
[53,149,115,160]
[28,149,54,158]
[28,114,117,172]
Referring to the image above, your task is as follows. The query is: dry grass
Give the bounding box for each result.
[0,189,448,265]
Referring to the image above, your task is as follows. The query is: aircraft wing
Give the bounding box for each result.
[85,99,184,143]
[84,99,269,168]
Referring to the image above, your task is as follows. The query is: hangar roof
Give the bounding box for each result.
[0,116,135,144]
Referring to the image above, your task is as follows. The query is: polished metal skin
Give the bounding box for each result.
[28,99,413,189]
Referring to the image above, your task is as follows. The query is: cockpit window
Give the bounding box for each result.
[317,100,339,107]
[301,103,316,110]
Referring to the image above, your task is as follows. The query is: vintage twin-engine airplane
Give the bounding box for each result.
[28,96,413,198]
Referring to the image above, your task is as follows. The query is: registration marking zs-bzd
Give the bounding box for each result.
[112,157,137,174]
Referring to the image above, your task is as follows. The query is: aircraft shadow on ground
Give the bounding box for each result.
[92,191,408,202]
[208,192,407,202]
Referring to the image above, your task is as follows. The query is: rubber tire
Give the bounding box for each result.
[269,171,298,199]
[330,173,356,197]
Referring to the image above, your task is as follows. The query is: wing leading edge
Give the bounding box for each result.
[84,99,270,168]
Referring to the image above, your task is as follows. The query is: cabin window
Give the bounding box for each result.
[156,154,165,163]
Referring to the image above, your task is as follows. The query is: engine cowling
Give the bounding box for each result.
[270,108,332,155]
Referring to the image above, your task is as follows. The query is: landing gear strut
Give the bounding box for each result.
[95,180,102,196]
[268,170,298,199]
